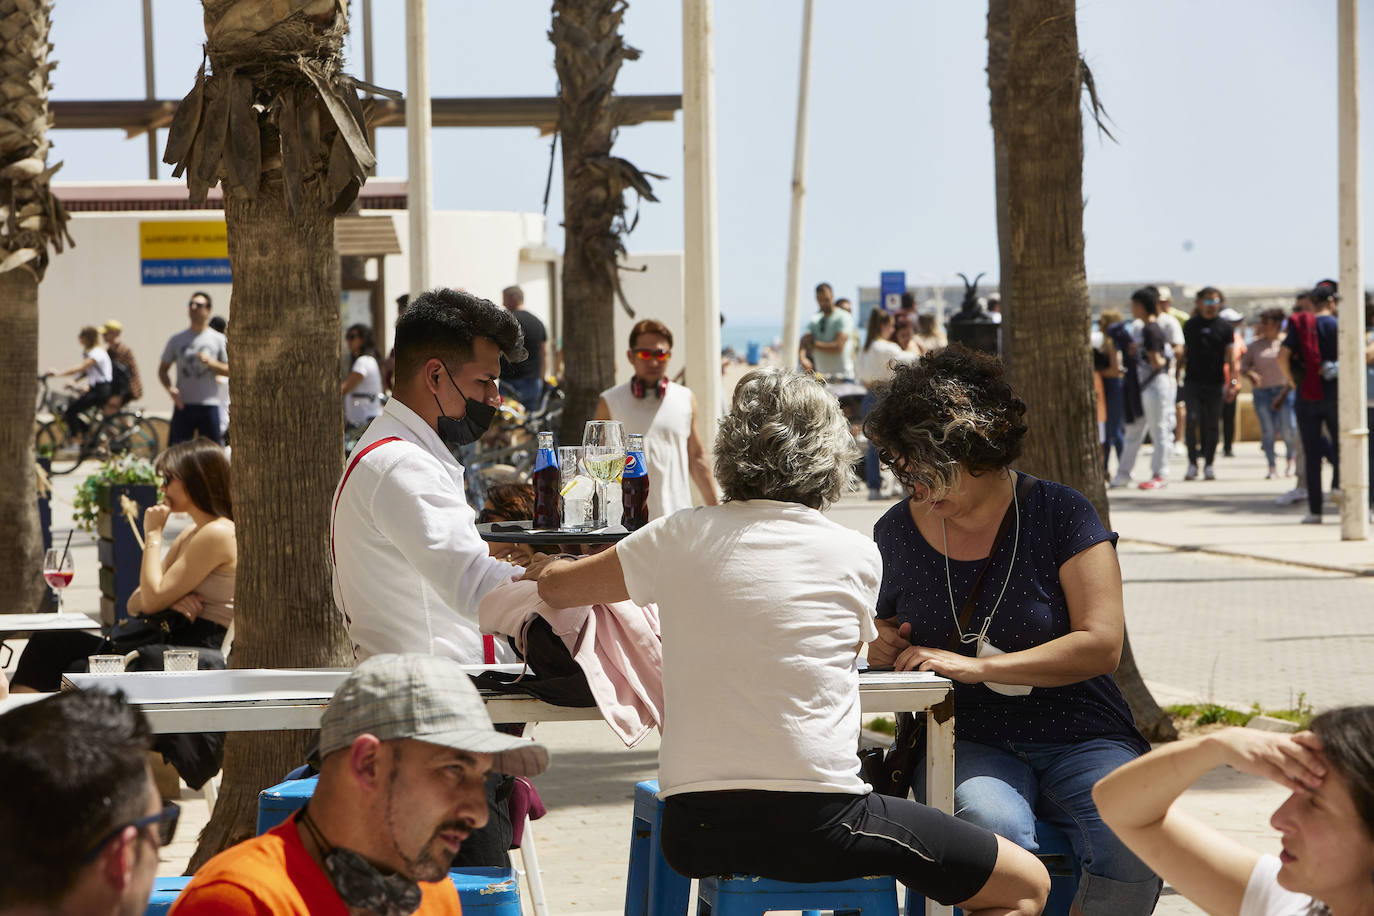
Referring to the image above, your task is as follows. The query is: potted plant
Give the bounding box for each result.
[73,456,161,626]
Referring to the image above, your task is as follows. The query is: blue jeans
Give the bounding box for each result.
[918,737,1160,916]
[1101,377,1124,469]
[1251,385,1295,467]
[861,390,881,492]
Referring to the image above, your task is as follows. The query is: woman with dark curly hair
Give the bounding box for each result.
[524,367,1050,916]
[864,345,1160,916]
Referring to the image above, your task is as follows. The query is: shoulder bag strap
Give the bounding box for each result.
[945,471,1036,654]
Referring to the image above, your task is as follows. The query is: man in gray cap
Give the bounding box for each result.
[171,655,549,915]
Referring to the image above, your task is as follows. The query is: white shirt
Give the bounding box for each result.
[344,354,384,426]
[617,500,882,798]
[601,380,695,521]
[1240,855,1319,916]
[330,398,521,664]
[855,339,916,386]
[84,348,113,386]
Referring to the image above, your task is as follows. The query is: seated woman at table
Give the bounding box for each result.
[478,482,538,567]
[11,438,236,693]
[863,346,1159,916]
[523,367,1049,916]
[1094,706,1374,916]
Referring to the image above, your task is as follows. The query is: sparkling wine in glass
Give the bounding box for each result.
[43,548,74,612]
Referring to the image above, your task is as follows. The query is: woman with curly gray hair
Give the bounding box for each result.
[864,345,1159,916]
[524,367,1049,916]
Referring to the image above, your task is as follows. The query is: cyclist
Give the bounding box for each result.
[46,326,113,440]
[100,319,142,411]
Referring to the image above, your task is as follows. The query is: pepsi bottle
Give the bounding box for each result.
[532,431,561,529]
[621,433,650,530]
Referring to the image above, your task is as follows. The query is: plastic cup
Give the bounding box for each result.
[87,654,125,675]
[163,648,199,672]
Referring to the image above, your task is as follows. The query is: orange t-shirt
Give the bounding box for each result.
[168,815,463,915]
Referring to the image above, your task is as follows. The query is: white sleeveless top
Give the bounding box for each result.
[601,380,695,521]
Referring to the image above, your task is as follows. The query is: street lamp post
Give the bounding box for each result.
[1337,0,1367,540]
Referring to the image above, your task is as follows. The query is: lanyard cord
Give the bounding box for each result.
[942,474,1019,648]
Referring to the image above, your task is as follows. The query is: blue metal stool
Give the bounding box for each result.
[697,874,898,916]
[450,866,522,916]
[256,775,318,835]
[144,875,191,915]
[906,819,1079,916]
[626,780,692,916]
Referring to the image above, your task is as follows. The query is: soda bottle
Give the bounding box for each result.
[621,433,650,530]
[532,431,561,529]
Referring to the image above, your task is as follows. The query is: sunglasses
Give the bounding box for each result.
[1200,298,1221,306]
[633,349,671,362]
[188,300,209,309]
[82,802,180,863]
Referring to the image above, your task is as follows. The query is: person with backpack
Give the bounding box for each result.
[1279,283,1341,523]
[1111,287,1176,490]
[100,319,141,411]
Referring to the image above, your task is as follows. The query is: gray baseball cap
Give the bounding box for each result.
[319,654,549,777]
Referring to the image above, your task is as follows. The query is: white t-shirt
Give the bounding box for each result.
[84,348,113,386]
[1241,855,1320,916]
[345,354,384,426]
[616,500,882,798]
[1132,313,1185,350]
[855,339,916,386]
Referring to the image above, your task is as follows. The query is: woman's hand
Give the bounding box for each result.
[868,618,912,667]
[1207,727,1326,792]
[144,504,171,535]
[169,593,203,622]
[894,644,989,684]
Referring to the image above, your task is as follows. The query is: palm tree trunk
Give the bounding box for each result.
[0,270,43,609]
[552,0,657,441]
[989,0,1175,741]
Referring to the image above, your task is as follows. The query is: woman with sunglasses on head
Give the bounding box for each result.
[1095,706,1374,916]
[9,439,236,693]
[864,345,1160,916]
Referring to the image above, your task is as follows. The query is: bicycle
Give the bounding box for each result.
[35,376,167,475]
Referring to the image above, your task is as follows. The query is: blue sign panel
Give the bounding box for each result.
[141,258,233,285]
[879,270,906,311]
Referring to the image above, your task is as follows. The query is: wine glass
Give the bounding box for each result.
[43,548,74,612]
[582,422,626,528]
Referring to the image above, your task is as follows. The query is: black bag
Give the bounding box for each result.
[106,610,194,651]
[469,615,597,708]
[110,359,134,401]
[862,472,1035,798]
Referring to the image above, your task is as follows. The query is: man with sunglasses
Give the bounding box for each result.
[0,688,174,916]
[1180,286,1240,481]
[158,290,229,445]
[596,319,718,521]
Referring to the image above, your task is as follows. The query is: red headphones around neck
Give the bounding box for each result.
[631,376,668,399]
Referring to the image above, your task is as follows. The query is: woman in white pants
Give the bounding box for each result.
[1112,287,1175,490]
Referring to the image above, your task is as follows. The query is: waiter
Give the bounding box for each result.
[330,287,528,865]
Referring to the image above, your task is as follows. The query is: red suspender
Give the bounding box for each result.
[331,437,402,567]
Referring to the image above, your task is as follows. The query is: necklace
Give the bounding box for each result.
[941,473,1019,650]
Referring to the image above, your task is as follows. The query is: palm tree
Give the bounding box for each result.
[0,0,72,612]
[551,0,659,442]
[162,0,378,865]
[987,0,1174,741]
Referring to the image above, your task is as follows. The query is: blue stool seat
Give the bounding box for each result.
[906,819,1079,916]
[256,775,318,835]
[698,874,898,916]
[626,780,691,916]
[449,866,521,916]
[145,875,192,915]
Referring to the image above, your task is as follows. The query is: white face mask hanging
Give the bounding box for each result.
[943,477,1033,698]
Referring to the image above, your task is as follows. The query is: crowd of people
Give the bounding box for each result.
[1095,280,1374,525]
[8,285,1374,916]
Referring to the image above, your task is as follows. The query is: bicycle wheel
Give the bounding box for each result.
[111,415,161,461]
[37,420,82,475]
[139,414,171,452]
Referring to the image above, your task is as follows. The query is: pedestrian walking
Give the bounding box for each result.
[158,290,228,445]
[1243,308,1296,479]
[1112,287,1176,490]
[1181,287,1240,481]
[499,285,548,412]
[856,308,915,499]
[1219,307,1246,457]
[1280,284,1340,523]
[1096,310,1126,477]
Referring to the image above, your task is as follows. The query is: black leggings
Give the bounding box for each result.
[11,619,228,692]
[661,790,998,908]
[63,382,113,437]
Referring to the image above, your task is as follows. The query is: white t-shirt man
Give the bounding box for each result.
[344,354,384,426]
[330,397,520,663]
[616,500,882,797]
[1240,855,1319,916]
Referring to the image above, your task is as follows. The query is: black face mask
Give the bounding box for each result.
[433,361,498,448]
[299,807,422,916]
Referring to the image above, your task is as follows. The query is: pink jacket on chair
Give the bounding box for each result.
[478,580,664,747]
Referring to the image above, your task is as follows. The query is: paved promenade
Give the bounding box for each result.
[15,443,1374,915]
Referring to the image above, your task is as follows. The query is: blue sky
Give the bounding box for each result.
[50,1,1374,323]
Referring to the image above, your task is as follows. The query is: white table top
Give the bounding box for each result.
[0,612,101,635]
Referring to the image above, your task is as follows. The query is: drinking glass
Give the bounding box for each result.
[582,422,626,529]
[87,655,125,675]
[42,548,74,612]
[163,648,199,672]
[558,446,593,530]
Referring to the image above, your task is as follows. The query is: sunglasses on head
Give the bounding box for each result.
[633,349,671,362]
[82,802,180,863]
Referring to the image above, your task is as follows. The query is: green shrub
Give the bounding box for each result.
[73,456,160,532]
